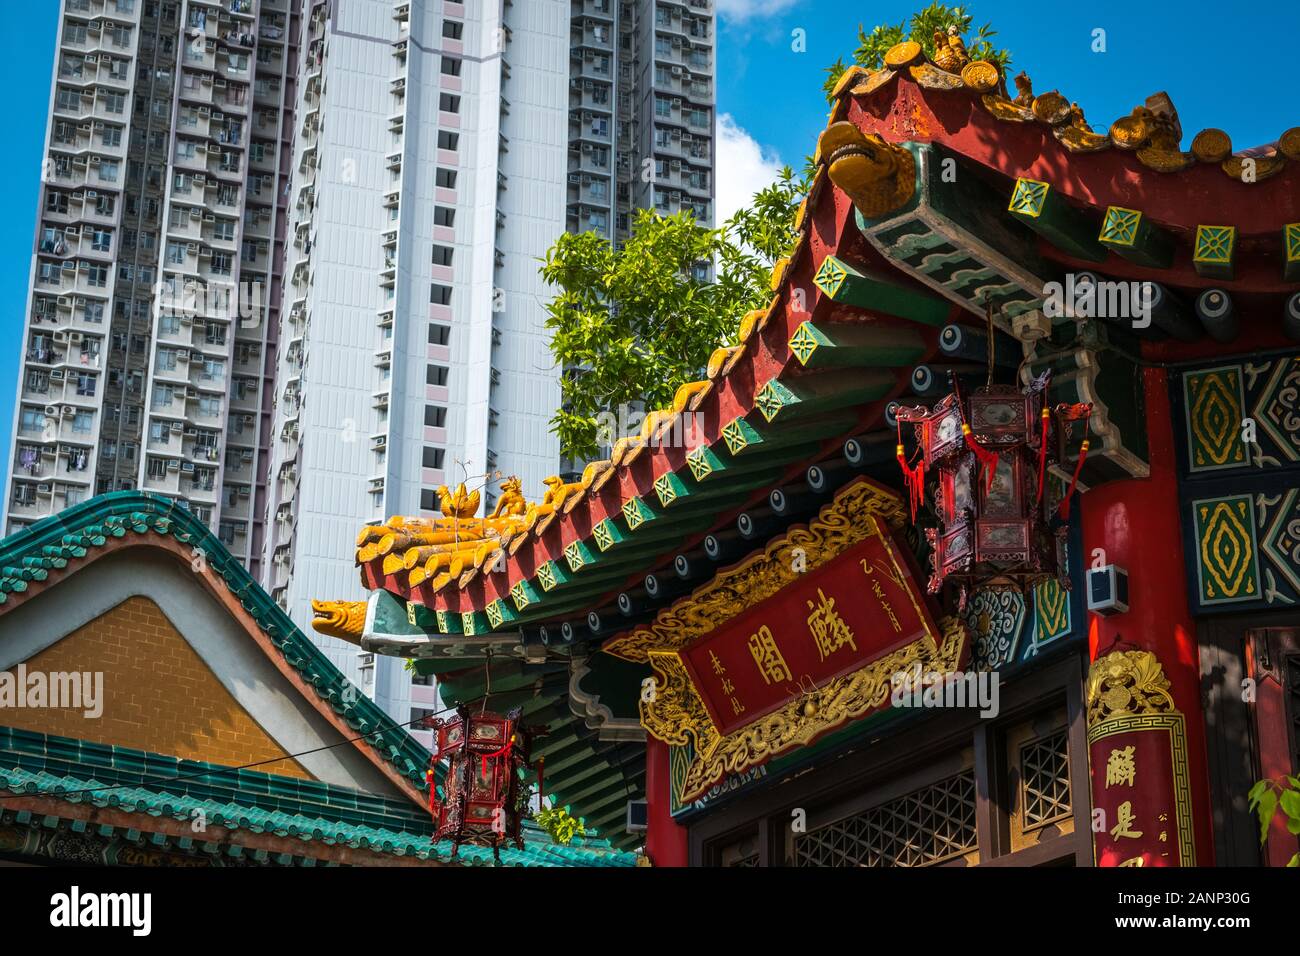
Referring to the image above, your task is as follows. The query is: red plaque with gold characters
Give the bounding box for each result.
[605,478,970,803]
[1086,650,1196,867]
[679,527,942,736]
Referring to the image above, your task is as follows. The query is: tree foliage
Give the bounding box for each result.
[542,168,807,461]
[823,3,1012,101]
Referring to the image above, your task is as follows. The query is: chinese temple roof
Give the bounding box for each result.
[309,38,1299,825]
[0,491,431,800]
[320,42,1300,650]
[0,494,640,865]
[0,727,638,867]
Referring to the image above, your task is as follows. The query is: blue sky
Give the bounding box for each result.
[2,1,1298,491]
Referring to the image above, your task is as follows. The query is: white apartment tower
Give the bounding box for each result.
[262,0,571,736]
[567,0,715,244]
[6,0,300,587]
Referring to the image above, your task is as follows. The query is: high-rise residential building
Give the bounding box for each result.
[568,0,715,245]
[5,0,300,588]
[261,0,571,741]
[261,0,715,741]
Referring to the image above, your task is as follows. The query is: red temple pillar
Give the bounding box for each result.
[1080,367,1215,866]
[644,737,688,867]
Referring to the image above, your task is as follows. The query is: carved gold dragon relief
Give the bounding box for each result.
[606,479,908,664]
[644,615,969,802]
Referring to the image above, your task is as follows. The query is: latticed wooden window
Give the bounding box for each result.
[792,770,977,867]
[1020,730,1072,828]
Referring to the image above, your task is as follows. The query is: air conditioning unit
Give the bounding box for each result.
[177,351,190,363]
[61,406,75,417]
[170,422,183,433]
[202,212,215,222]
[44,405,59,417]
[52,330,70,342]
[238,487,250,498]
[241,450,253,462]
[37,484,51,495]
[65,226,81,237]
[50,370,65,381]
[183,426,197,436]
[181,461,195,473]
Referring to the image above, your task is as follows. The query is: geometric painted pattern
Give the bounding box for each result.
[1031,577,1072,651]
[1286,223,1300,269]
[1175,354,1300,614]
[721,417,757,455]
[788,322,820,365]
[813,256,849,299]
[1099,206,1142,247]
[1183,365,1247,472]
[1193,224,1236,266]
[1008,178,1050,218]
[964,588,1025,670]
[1192,494,1260,604]
[1251,357,1300,463]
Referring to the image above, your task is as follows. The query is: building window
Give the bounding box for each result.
[439,92,460,113]
[422,447,445,469]
[437,131,459,151]
[430,284,452,305]
[426,364,449,387]
[431,244,454,266]
[428,324,450,346]
[440,57,462,77]
[435,168,457,189]
[424,405,447,428]
[442,20,463,40]
[434,206,455,227]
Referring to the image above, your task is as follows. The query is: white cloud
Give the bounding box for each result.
[714,113,785,225]
[716,0,800,21]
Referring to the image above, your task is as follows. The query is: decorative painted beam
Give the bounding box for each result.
[813,255,951,326]
[1007,177,1107,263]
[720,411,855,457]
[1193,225,1236,280]
[1098,205,1174,268]
[754,369,895,424]
[787,319,926,368]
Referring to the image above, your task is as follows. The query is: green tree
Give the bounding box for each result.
[1248,775,1300,867]
[541,167,807,462]
[823,3,1012,101]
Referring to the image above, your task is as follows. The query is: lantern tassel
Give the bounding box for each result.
[536,756,545,803]
[962,423,1001,493]
[1057,438,1090,521]
[1034,407,1051,507]
[895,421,925,521]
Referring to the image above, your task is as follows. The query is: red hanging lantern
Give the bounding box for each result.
[423,706,533,862]
[895,369,1091,602]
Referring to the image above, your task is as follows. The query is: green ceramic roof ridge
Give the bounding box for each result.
[0,491,431,791]
[0,726,639,867]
